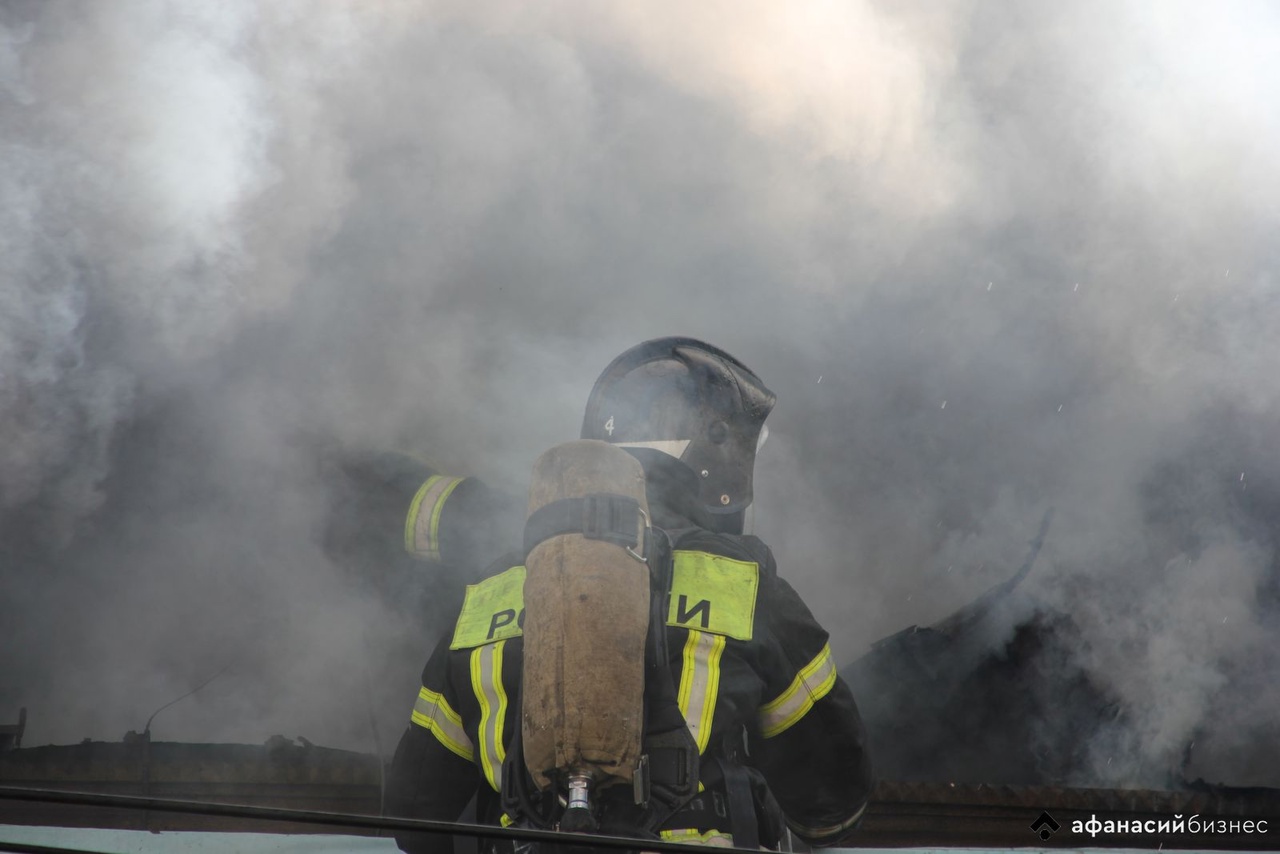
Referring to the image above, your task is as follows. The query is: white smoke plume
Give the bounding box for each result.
[2,0,1279,790]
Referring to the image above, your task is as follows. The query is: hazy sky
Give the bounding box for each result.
[3,1,1280,788]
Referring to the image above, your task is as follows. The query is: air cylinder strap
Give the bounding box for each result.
[523,493,647,558]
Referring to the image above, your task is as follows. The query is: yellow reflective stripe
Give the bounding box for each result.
[658,829,734,846]
[410,686,474,761]
[676,630,725,754]
[471,641,509,791]
[405,475,465,561]
[758,644,837,738]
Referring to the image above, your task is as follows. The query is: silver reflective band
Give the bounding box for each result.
[406,475,466,561]
[677,629,726,753]
[471,641,509,792]
[757,644,837,738]
[411,686,474,761]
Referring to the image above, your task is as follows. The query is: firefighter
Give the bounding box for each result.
[387,338,874,852]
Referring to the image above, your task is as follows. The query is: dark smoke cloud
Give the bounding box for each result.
[2,0,1279,789]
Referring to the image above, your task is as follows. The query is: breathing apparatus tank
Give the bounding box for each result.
[520,440,652,831]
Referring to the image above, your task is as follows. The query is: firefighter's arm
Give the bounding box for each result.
[386,641,482,854]
[752,576,874,847]
[403,469,522,569]
[318,444,520,571]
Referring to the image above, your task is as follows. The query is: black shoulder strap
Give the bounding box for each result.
[636,529,700,833]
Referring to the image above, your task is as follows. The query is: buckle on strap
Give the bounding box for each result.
[636,725,700,833]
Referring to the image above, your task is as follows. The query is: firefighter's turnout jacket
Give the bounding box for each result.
[387,452,873,852]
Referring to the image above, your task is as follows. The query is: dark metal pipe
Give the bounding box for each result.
[0,786,763,854]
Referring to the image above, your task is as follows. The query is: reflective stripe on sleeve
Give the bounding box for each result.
[677,630,725,754]
[405,475,465,561]
[658,829,734,847]
[471,640,510,791]
[411,686,474,761]
[757,643,837,738]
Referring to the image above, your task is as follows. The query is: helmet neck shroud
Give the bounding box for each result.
[582,337,775,533]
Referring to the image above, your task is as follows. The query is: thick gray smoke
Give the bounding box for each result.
[3,0,1280,790]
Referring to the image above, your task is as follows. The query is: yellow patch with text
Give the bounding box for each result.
[666,551,757,640]
[451,566,526,650]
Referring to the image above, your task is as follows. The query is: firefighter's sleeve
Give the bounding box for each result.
[404,472,522,570]
[319,445,520,573]
[387,639,481,854]
[752,575,874,847]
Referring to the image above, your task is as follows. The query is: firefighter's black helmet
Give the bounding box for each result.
[581,337,776,529]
